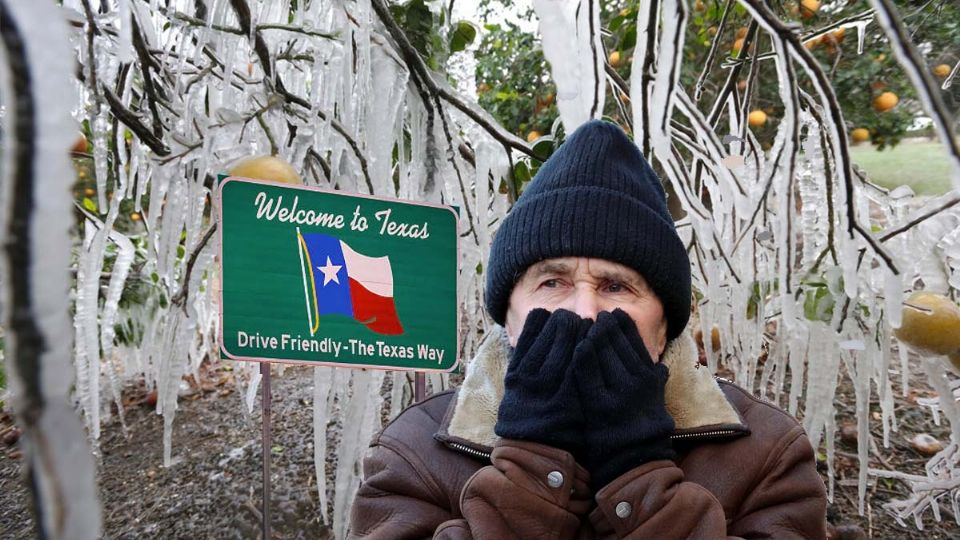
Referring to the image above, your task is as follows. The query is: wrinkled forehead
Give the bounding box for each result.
[520,257,651,288]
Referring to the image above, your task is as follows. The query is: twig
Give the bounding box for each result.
[879,195,960,242]
[171,224,217,309]
[369,0,542,162]
[694,0,736,102]
[101,85,171,156]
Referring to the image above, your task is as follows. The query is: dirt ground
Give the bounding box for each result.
[1,356,958,539]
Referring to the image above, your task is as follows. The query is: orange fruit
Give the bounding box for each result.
[735,27,749,40]
[71,133,89,154]
[477,82,491,94]
[608,51,622,67]
[229,156,301,185]
[831,27,846,42]
[694,326,722,352]
[894,292,960,357]
[873,92,899,113]
[800,0,820,19]
[694,1,706,13]
[933,64,951,80]
[732,38,746,54]
[130,212,142,222]
[84,187,95,197]
[851,128,870,143]
[526,131,542,143]
[748,110,768,127]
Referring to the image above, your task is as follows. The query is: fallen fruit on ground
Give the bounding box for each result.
[748,110,767,127]
[873,91,898,113]
[228,155,301,185]
[851,128,870,143]
[909,433,944,456]
[894,291,960,356]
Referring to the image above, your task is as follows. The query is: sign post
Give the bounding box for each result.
[217,177,459,534]
[261,363,271,540]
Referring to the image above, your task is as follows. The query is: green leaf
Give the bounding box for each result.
[449,20,478,53]
[620,25,637,50]
[803,285,835,322]
[514,160,531,185]
[82,197,98,213]
[531,136,555,161]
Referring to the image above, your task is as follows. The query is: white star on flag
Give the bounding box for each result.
[318,256,342,286]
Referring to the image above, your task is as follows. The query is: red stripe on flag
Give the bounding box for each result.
[348,278,404,335]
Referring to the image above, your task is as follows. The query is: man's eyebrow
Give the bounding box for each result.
[594,268,646,288]
[526,261,572,278]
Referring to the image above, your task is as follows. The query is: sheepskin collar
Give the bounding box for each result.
[444,327,744,449]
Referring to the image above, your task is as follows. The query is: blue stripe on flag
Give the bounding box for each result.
[302,233,354,318]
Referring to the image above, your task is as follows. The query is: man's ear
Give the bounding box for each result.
[656,318,668,357]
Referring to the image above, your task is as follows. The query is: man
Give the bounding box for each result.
[348,120,827,538]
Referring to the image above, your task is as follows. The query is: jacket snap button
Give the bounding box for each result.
[546,471,564,488]
[615,501,632,518]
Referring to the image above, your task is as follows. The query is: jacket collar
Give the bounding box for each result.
[436,327,748,455]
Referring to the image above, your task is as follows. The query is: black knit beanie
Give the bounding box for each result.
[485,120,691,340]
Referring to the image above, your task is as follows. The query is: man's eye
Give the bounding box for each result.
[541,279,560,288]
[605,282,627,293]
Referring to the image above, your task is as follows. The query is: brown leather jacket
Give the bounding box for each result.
[349,330,827,539]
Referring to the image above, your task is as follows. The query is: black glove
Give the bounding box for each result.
[573,309,675,491]
[495,308,593,456]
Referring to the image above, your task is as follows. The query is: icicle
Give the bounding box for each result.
[332,370,385,539]
[885,268,903,328]
[313,367,334,524]
[531,0,602,130]
[853,20,869,55]
[117,0,134,63]
[0,2,101,535]
[899,342,911,397]
[91,105,110,211]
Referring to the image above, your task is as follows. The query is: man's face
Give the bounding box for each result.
[504,257,668,360]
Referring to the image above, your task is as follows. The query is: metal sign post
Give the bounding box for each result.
[261,362,272,540]
[415,372,426,402]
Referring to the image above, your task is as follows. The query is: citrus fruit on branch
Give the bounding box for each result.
[228,155,301,185]
[893,292,960,357]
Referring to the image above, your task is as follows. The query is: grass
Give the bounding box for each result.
[849,139,955,196]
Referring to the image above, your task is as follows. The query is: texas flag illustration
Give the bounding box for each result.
[297,230,404,335]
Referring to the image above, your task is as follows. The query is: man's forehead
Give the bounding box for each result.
[525,257,645,282]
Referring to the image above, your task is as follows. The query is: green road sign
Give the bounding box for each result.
[217,177,459,372]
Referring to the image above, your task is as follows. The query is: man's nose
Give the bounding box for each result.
[571,287,601,320]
